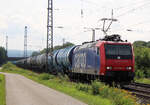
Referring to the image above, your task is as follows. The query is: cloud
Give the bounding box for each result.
[0,0,150,51]
[0,15,8,30]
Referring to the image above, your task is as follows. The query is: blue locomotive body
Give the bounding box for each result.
[72,43,100,75]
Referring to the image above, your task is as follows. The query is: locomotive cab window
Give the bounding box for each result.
[105,44,132,59]
[97,47,100,55]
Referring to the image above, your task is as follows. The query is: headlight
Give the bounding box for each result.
[126,67,132,70]
[106,66,112,70]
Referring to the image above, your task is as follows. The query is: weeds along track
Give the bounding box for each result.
[122,82,150,104]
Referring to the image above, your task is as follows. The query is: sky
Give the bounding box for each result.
[0,0,150,51]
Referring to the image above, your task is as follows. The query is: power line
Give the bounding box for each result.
[124,20,150,29]
[114,0,149,11]
[82,0,150,21]
[113,19,150,33]
[116,1,150,17]
[83,0,99,7]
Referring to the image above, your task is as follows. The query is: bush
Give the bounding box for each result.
[76,80,137,105]
[99,85,110,97]
[64,75,70,82]
[145,69,150,78]
[39,73,54,80]
[135,70,145,78]
[91,80,104,95]
[57,73,70,82]
[2,62,16,71]
[76,83,90,92]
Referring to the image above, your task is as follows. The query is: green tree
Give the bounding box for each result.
[133,41,147,47]
[0,47,7,65]
[31,51,40,57]
[134,45,150,78]
[54,42,74,50]
[40,42,75,54]
[146,41,150,48]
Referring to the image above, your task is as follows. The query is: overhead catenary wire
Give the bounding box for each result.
[82,0,150,21]
[82,0,150,14]
[114,0,149,11]
[60,0,150,42]
[112,19,150,33]
[116,1,150,18]
[123,20,150,29]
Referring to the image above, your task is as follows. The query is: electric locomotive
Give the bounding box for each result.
[71,35,134,82]
[15,35,135,82]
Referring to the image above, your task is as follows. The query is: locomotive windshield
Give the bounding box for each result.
[105,44,132,59]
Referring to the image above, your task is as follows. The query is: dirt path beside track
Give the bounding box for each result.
[2,73,87,105]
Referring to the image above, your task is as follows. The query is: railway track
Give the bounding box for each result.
[122,82,150,104]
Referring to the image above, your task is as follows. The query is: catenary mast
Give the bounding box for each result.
[24,26,27,60]
[46,0,53,72]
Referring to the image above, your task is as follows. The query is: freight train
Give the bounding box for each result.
[15,35,135,82]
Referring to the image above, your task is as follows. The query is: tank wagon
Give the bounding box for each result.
[15,35,135,82]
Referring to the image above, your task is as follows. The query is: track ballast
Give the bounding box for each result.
[122,82,150,104]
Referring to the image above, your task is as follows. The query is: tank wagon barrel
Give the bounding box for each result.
[53,46,76,72]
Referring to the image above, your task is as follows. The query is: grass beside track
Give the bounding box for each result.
[0,74,6,105]
[135,78,150,84]
[0,62,139,105]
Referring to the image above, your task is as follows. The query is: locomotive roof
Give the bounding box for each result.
[77,40,132,51]
[96,40,131,46]
[99,40,131,44]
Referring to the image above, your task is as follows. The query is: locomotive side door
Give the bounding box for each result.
[95,47,100,75]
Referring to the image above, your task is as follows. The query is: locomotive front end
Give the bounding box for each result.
[99,42,135,82]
